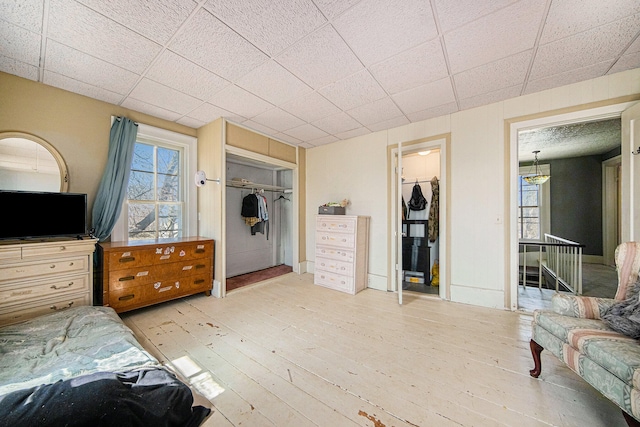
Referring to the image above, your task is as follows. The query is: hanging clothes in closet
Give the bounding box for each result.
[241,191,269,239]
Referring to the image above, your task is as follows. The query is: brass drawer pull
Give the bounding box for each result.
[119,257,135,263]
[195,264,205,269]
[51,282,74,290]
[50,301,74,311]
[194,279,205,284]
[195,249,205,253]
[119,276,135,281]
[118,294,135,301]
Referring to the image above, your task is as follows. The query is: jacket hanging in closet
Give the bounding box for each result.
[241,193,269,239]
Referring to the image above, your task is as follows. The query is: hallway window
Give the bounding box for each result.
[518,177,540,239]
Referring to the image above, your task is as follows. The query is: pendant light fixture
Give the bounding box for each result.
[523,150,550,185]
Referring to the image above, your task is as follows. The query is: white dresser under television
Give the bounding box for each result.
[0,238,97,326]
[314,215,369,295]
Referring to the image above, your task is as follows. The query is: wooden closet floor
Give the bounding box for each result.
[122,273,627,427]
[226,265,293,291]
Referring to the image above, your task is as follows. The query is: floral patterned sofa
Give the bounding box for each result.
[530,242,640,426]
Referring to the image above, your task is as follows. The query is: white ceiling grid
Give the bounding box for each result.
[0,0,639,149]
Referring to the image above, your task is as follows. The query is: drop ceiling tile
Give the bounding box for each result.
[347,97,403,126]
[0,21,40,65]
[283,124,328,142]
[129,78,203,115]
[236,60,312,106]
[540,0,640,44]
[208,85,274,118]
[146,51,229,101]
[169,9,268,81]
[0,55,38,81]
[277,25,363,90]
[459,85,521,110]
[176,116,205,129]
[251,108,305,132]
[45,40,139,95]
[625,36,640,55]
[307,134,339,147]
[407,102,458,122]
[313,0,361,20]
[525,61,612,95]
[367,115,410,132]
[312,112,361,134]
[121,97,182,122]
[530,14,640,80]
[187,102,245,124]
[204,0,326,56]
[280,91,341,123]
[609,51,640,75]
[44,70,124,105]
[392,78,455,115]
[454,50,531,100]
[434,0,518,33]
[444,0,546,73]
[77,0,197,44]
[0,0,43,32]
[298,142,315,149]
[369,39,448,95]
[47,0,161,74]
[319,69,386,110]
[335,127,371,140]
[333,0,437,66]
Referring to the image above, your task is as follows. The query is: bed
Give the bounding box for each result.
[0,305,210,426]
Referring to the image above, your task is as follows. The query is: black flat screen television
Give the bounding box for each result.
[0,191,87,240]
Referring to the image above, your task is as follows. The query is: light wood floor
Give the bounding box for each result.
[122,273,626,427]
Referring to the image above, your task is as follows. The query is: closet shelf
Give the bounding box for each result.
[226,179,290,192]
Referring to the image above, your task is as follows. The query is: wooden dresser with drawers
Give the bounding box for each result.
[314,215,369,295]
[0,237,97,326]
[97,237,214,313]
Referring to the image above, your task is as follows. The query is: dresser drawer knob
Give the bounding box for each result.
[119,276,135,281]
[51,282,74,290]
[50,301,74,311]
[119,257,135,263]
[49,264,56,269]
[119,294,135,301]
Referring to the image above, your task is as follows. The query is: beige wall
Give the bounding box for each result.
[307,68,640,310]
[0,72,196,226]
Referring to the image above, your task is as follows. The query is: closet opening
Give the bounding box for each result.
[225,153,293,291]
[401,149,441,295]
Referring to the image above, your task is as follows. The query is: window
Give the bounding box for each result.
[518,164,550,240]
[127,142,183,240]
[111,122,197,242]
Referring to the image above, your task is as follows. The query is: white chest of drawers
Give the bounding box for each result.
[314,215,369,294]
[0,238,97,326]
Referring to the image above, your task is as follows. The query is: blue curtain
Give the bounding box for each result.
[91,117,138,241]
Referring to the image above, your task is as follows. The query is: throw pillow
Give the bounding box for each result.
[602,277,640,339]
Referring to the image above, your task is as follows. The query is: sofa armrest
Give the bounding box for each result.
[551,293,616,319]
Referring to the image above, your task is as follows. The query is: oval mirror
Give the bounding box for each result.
[0,132,69,192]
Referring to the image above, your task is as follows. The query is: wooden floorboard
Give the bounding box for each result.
[121,273,626,427]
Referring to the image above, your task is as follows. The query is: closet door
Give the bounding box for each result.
[396,141,403,305]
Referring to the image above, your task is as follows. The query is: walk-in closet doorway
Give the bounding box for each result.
[224,152,295,293]
[389,136,449,305]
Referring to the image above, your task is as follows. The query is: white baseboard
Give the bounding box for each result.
[367,274,387,291]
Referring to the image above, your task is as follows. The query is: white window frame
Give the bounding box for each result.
[111,123,197,242]
[518,164,550,240]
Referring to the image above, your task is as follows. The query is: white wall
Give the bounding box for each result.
[306,68,640,309]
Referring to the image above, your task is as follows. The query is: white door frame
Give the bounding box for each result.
[603,155,621,266]
[390,137,448,302]
[508,101,636,310]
